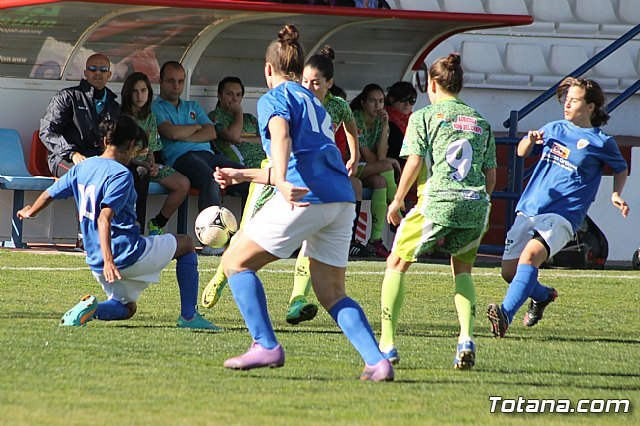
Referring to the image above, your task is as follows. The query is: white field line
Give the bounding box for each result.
[0,265,639,280]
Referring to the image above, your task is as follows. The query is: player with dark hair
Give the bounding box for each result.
[17,115,219,330]
[350,83,400,258]
[487,77,629,338]
[214,25,393,381]
[208,76,265,168]
[285,44,372,324]
[379,53,496,369]
[121,71,191,236]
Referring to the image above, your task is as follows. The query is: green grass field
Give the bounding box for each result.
[1,250,638,425]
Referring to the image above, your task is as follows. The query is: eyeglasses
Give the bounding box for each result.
[86,65,110,72]
[397,97,417,105]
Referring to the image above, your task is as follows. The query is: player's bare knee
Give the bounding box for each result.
[501,269,515,283]
[368,174,386,189]
[315,289,346,311]
[381,159,394,172]
[174,234,195,257]
[178,177,191,195]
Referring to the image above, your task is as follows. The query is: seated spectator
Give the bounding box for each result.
[40,53,120,178]
[385,81,417,168]
[208,76,266,168]
[351,83,400,257]
[152,61,249,255]
[121,72,191,236]
[40,53,121,251]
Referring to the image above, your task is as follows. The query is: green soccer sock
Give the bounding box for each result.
[380,170,398,203]
[454,273,476,343]
[289,252,311,304]
[379,268,406,351]
[369,188,387,242]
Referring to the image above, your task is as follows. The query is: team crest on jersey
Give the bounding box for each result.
[190,111,196,120]
[577,138,590,150]
[551,142,570,159]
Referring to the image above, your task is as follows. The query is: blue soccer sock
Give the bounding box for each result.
[95,299,129,321]
[501,264,539,323]
[228,270,278,350]
[176,252,198,320]
[328,297,383,366]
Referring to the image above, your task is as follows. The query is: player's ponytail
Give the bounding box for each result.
[266,24,304,81]
[429,52,464,94]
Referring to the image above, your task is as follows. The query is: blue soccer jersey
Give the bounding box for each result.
[516,120,627,232]
[257,81,354,204]
[47,157,145,272]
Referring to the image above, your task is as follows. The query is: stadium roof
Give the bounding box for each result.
[0,0,532,91]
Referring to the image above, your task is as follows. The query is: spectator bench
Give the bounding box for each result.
[0,128,197,248]
[2,127,379,249]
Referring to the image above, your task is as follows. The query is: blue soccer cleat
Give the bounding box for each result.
[381,346,400,365]
[453,339,476,370]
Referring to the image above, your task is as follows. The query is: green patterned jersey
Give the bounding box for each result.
[134,113,162,157]
[323,92,353,129]
[400,98,496,228]
[209,108,266,168]
[353,109,382,151]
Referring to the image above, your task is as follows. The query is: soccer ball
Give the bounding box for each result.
[194,206,238,248]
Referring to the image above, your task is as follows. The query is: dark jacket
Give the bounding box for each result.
[40,79,120,173]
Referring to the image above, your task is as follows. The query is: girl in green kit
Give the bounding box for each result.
[351,84,400,258]
[379,53,496,370]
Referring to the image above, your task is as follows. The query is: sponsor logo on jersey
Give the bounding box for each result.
[551,142,570,159]
[453,115,483,135]
[577,138,590,150]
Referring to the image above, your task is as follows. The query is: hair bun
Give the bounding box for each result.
[446,52,461,69]
[319,45,335,60]
[278,24,300,46]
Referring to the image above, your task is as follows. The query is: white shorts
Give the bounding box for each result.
[244,193,355,267]
[502,212,573,261]
[92,234,177,304]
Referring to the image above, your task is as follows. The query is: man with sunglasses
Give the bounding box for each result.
[40,53,121,178]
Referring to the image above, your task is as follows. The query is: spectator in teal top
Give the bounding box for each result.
[152,61,249,219]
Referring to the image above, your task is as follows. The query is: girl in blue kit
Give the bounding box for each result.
[215,24,393,381]
[487,77,629,337]
[17,115,218,330]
